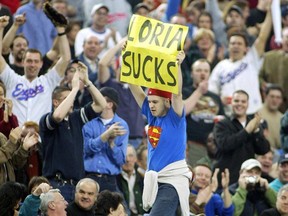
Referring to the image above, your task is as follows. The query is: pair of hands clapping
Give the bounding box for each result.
[9,127,39,151]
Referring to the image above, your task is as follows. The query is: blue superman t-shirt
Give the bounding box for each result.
[142,98,186,172]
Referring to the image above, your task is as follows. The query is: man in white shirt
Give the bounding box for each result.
[75,4,122,58]
[208,2,272,115]
[0,16,70,126]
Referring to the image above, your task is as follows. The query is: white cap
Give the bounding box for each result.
[91,3,109,16]
[240,159,261,170]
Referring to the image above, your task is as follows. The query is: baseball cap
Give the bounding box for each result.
[91,3,109,16]
[282,4,288,18]
[279,154,288,164]
[100,87,119,106]
[147,88,172,100]
[228,5,243,17]
[133,3,150,14]
[240,159,262,170]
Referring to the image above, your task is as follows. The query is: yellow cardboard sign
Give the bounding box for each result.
[121,15,188,94]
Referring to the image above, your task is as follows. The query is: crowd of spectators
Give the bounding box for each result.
[1,0,288,215]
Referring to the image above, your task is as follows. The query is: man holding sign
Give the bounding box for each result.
[122,15,191,216]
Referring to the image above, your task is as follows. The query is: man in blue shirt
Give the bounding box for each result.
[83,87,129,192]
[190,164,234,216]
[270,154,288,192]
[15,0,57,55]
[127,50,192,216]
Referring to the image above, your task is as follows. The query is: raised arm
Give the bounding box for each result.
[206,0,227,47]
[172,51,185,117]
[52,72,80,122]
[53,26,71,77]
[77,62,106,113]
[98,38,126,84]
[0,16,9,73]
[221,169,233,209]
[128,84,146,109]
[122,41,146,108]
[2,14,26,55]
[254,0,272,56]
[184,80,208,115]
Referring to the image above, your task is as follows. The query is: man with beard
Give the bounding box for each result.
[2,13,61,76]
[0,15,70,126]
[14,0,57,55]
[66,178,99,216]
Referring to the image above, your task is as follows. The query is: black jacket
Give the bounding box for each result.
[214,116,270,186]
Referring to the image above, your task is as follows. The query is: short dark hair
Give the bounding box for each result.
[191,58,210,70]
[28,176,50,194]
[265,84,283,97]
[52,86,71,100]
[66,21,81,34]
[233,89,249,100]
[23,48,43,61]
[228,30,249,47]
[95,190,124,215]
[0,182,27,216]
[10,34,29,49]
[194,163,213,172]
[197,11,213,27]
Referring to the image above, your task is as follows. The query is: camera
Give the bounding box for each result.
[245,176,257,185]
[245,176,266,192]
[245,176,257,191]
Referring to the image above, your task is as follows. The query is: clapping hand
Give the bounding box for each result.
[3,98,13,123]
[23,132,39,151]
[221,169,230,189]
[106,122,127,139]
[9,127,22,144]
[76,62,89,85]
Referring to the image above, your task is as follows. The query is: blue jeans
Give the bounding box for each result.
[86,173,118,192]
[49,179,75,203]
[149,183,179,216]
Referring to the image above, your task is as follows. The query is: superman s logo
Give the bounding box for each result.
[148,126,162,148]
